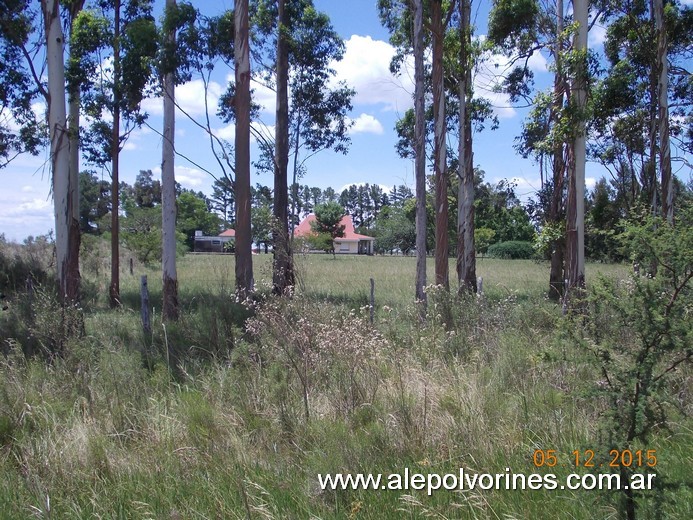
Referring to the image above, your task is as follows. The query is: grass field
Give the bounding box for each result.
[110,253,629,309]
[1,251,690,519]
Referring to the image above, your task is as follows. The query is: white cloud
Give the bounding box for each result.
[21,185,34,193]
[142,79,224,118]
[175,166,206,188]
[589,23,607,47]
[151,165,206,188]
[251,80,277,114]
[331,35,415,112]
[0,196,54,241]
[349,113,384,135]
[214,124,236,141]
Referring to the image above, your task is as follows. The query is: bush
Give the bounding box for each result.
[0,234,53,293]
[486,240,535,259]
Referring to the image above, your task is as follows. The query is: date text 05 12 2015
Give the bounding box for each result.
[532,449,657,468]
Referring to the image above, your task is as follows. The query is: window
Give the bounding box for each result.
[212,240,221,246]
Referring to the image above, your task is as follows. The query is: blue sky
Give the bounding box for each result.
[1,0,687,241]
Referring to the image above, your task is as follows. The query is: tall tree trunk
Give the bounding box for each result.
[548,0,565,301]
[66,0,85,304]
[432,0,449,290]
[161,0,178,320]
[235,0,254,298]
[655,0,672,224]
[109,0,121,307]
[457,0,476,294]
[565,0,587,308]
[42,0,72,303]
[273,0,294,295]
[413,0,427,309]
[648,0,658,218]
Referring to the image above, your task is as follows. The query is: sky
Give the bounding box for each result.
[0,0,689,242]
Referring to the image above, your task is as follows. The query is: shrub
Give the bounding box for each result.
[0,234,53,293]
[486,240,535,259]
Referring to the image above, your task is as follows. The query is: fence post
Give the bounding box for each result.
[477,276,483,296]
[129,258,134,276]
[370,278,375,324]
[141,275,151,336]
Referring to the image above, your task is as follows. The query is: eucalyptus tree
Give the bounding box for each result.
[249,0,355,295]
[63,0,86,305]
[594,0,691,227]
[42,0,76,304]
[160,0,177,320]
[488,0,585,300]
[235,0,253,297]
[70,0,157,306]
[456,0,476,293]
[431,0,451,290]
[564,0,588,306]
[0,0,82,302]
[378,0,427,306]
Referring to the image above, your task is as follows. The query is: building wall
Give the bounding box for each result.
[335,240,358,254]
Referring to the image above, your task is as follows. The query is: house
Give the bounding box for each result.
[294,214,374,255]
[193,229,235,253]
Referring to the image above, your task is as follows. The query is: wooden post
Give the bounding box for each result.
[140,275,151,335]
[370,278,375,324]
[477,276,483,296]
[129,258,134,276]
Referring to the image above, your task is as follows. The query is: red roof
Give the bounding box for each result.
[294,214,374,241]
[219,229,235,237]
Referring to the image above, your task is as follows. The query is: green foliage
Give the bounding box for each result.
[310,202,345,256]
[133,169,161,208]
[573,206,692,516]
[0,1,45,166]
[487,0,539,53]
[374,206,416,254]
[79,171,111,234]
[121,206,162,264]
[251,204,273,253]
[0,234,53,294]
[474,227,495,255]
[487,240,535,259]
[177,191,222,249]
[533,221,563,260]
[312,202,345,237]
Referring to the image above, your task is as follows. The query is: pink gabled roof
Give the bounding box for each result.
[294,214,374,241]
[219,229,236,237]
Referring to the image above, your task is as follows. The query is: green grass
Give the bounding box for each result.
[0,252,688,519]
[104,253,629,310]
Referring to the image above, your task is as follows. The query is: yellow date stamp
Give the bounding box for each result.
[532,449,657,468]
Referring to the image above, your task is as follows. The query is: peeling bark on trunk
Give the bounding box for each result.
[67,78,81,303]
[565,0,587,309]
[456,0,476,294]
[432,0,448,290]
[655,0,672,224]
[548,0,565,301]
[42,0,72,304]
[413,0,427,309]
[235,0,254,298]
[273,0,294,295]
[109,0,121,308]
[162,0,178,321]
